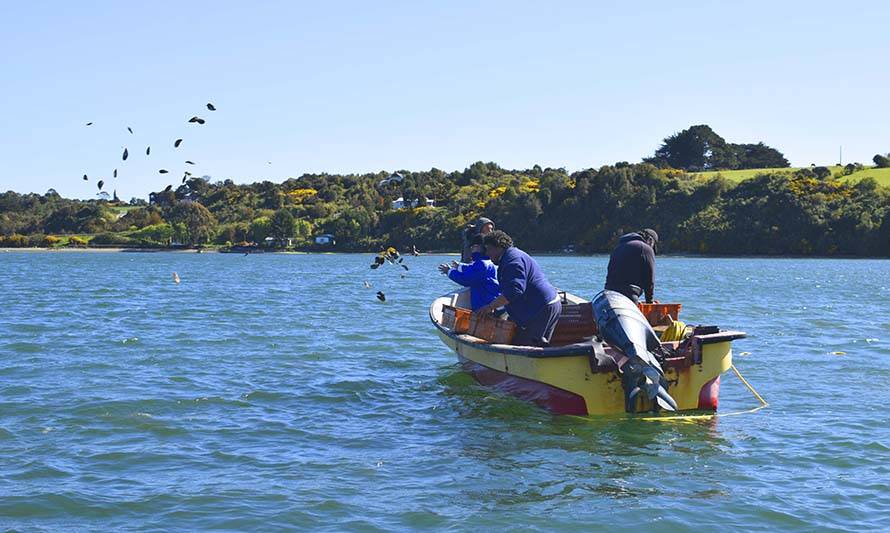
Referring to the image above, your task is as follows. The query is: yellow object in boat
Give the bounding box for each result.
[660,319,688,342]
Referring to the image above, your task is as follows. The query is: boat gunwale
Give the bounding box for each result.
[429,291,746,359]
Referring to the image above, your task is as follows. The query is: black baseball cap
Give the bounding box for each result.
[640,228,658,252]
[640,228,658,243]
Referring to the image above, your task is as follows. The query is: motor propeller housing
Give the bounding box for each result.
[592,290,679,413]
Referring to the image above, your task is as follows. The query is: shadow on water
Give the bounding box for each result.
[438,364,727,447]
[436,365,731,506]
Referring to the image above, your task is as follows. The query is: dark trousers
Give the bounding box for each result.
[513,300,562,347]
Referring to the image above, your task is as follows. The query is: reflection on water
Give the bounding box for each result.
[440,365,733,508]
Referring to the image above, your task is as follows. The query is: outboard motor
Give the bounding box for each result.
[592,290,678,413]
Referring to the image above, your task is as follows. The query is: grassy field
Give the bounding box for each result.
[692,165,890,187]
[109,205,140,216]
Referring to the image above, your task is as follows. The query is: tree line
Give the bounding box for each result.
[1,125,887,255]
[644,124,789,171]
[1,162,887,256]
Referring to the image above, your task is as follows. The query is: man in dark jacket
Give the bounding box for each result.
[477,230,562,346]
[604,228,658,304]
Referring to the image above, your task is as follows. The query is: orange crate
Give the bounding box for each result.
[442,304,472,333]
[468,313,517,344]
[551,302,598,345]
[637,302,682,326]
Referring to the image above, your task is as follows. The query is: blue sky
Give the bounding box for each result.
[1,1,887,199]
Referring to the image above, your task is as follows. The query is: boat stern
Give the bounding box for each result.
[662,331,744,411]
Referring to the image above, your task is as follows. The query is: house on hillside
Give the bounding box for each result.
[378,172,405,188]
[391,197,435,210]
[314,234,336,246]
[264,236,293,248]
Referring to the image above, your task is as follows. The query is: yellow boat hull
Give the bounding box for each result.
[431,291,743,416]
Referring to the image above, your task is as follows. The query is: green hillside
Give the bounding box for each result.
[693,165,890,187]
[2,161,888,256]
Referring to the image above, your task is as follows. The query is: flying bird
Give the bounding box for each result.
[173,272,180,284]
[401,264,409,271]
[83,174,88,181]
[182,175,187,184]
[363,281,371,288]
[185,160,195,165]
[376,291,386,302]
[188,116,206,124]
[174,139,182,148]
[206,103,216,111]
[85,122,93,126]
[159,169,168,174]
[164,185,172,192]
[127,127,133,134]
[122,148,128,161]
[113,169,117,178]
[97,180,104,190]
[146,146,151,155]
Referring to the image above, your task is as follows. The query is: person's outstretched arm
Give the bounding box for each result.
[448,259,484,287]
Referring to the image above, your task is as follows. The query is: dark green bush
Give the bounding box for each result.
[90,233,133,246]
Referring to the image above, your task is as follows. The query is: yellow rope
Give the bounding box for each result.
[659,319,688,342]
[730,364,768,407]
[638,364,768,422]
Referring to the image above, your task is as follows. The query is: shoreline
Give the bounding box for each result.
[0,247,207,253]
[2,247,888,260]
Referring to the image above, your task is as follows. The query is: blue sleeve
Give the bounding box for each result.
[500,256,526,302]
[448,260,486,287]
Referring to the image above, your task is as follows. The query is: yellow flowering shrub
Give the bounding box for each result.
[488,186,507,199]
[520,180,540,193]
[287,188,318,202]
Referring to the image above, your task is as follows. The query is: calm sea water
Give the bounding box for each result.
[1,251,888,531]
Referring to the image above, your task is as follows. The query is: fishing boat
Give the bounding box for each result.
[430,289,746,416]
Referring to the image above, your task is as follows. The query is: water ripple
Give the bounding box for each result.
[0,252,889,530]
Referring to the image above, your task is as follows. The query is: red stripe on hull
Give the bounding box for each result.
[460,358,589,415]
[698,375,720,410]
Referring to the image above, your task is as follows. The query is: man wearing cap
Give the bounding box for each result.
[460,217,495,263]
[438,234,500,311]
[604,229,659,304]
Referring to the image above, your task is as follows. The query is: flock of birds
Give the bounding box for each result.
[78,106,424,304]
[366,246,420,301]
[83,102,217,193]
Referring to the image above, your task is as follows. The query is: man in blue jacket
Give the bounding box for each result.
[438,234,500,311]
[476,230,562,346]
